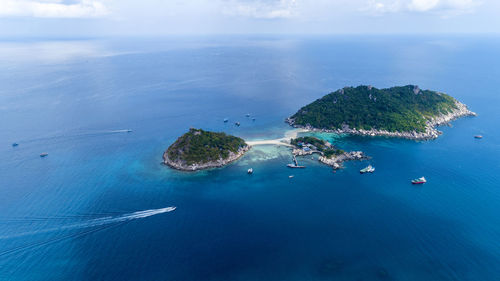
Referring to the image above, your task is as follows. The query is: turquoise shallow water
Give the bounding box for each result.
[1,36,500,280]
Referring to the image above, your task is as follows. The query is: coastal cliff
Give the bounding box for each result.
[163,128,250,171]
[319,151,368,169]
[287,85,476,140]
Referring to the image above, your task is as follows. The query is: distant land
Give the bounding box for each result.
[287,85,476,140]
[163,128,249,171]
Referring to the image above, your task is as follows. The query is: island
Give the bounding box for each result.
[286,85,476,140]
[163,128,250,171]
[290,136,368,169]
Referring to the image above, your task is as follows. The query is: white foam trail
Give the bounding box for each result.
[0,207,176,239]
[108,129,132,133]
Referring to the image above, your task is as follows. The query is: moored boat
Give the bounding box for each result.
[287,163,305,168]
[12,143,19,147]
[360,165,375,174]
[411,176,426,184]
[235,122,240,126]
[223,118,229,123]
[40,153,48,157]
[474,135,483,139]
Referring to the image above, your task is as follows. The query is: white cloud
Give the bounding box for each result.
[366,0,479,15]
[408,0,440,11]
[0,0,108,18]
[222,0,297,19]
[365,0,403,13]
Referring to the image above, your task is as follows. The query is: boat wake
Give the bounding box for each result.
[0,207,176,257]
[13,129,133,146]
[0,207,176,240]
[106,129,132,133]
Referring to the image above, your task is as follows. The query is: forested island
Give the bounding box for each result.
[163,128,249,171]
[291,136,344,157]
[290,136,367,169]
[287,85,476,140]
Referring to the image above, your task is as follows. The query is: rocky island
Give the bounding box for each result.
[163,128,250,171]
[291,136,368,169]
[287,85,476,140]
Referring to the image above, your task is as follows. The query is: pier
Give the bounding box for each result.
[287,155,305,168]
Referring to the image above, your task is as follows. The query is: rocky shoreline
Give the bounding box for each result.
[318,151,368,169]
[286,101,476,140]
[163,145,250,171]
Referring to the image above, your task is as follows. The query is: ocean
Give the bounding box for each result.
[1,35,499,280]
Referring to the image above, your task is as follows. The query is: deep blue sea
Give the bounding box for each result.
[1,35,499,280]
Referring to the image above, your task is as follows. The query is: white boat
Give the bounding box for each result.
[360,165,375,173]
[411,176,426,184]
[289,175,294,178]
[247,168,253,174]
[287,163,305,168]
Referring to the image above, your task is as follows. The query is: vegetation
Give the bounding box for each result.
[167,128,247,165]
[291,136,344,157]
[289,85,458,133]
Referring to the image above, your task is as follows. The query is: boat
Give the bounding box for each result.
[246,113,250,117]
[360,165,375,174]
[223,118,229,123]
[247,168,253,174]
[411,177,426,184]
[12,143,19,147]
[287,163,305,168]
[40,153,48,157]
[235,122,240,126]
[252,118,256,121]
[126,129,132,133]
[474,135,483,139]
[289,175,294,178]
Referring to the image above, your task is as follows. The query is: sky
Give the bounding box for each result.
[0,0,498,37]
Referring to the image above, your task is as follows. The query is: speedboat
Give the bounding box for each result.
[247,168,253,174]
[474,135,483,139]
[287,163,305,168]
[235,122,240,126]
[360,165,375,173]
[126,129,132,133]
[223,118,229,123]
[40,153,49,157]
[411,177,426,184]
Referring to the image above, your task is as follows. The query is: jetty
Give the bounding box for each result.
[287,155,305,168]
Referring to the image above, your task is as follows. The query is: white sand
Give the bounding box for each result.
[245,128,308,147]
